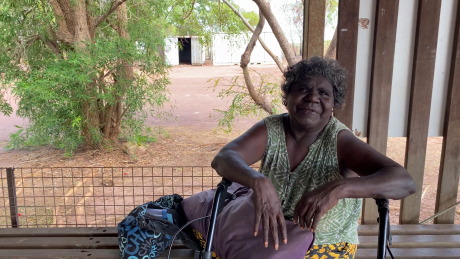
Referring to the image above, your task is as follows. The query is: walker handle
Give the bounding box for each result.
[376,198,391,259]
[202,178,233,259]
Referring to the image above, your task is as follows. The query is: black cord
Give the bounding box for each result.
[387,244,394,259]
[167,215,211,259]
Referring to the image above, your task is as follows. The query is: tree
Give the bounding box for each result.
[0,0,251,155]
[0,0,173,155]
[213,0,338,132]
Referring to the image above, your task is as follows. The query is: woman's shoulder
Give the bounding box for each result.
[263,113,285,123]
[263,113,285,129]
[327,116,352,135]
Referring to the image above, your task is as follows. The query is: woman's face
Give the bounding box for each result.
[286,76,334,129]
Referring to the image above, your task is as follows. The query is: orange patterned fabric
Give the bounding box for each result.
[192,229,220,259]
[305,242,357,259]
[193,228,357,259]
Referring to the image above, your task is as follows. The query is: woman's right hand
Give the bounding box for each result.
[251,176,288,250]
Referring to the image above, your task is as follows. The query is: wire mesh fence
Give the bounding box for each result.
[0,167,225,228]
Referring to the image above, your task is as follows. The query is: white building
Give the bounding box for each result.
[164,32,283,66]
[164,36,205,66]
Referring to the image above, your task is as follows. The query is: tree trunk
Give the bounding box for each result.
[222,0,285,73]
[73,0,91,49]
[48,0,130,147]
[241,12,273,115]
[108,2,133,142]
[325,27,337,59]
[252,0,297,67]
[49,0,74,44]
[71,0,101,147]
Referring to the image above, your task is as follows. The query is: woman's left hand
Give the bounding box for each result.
[293,181,343,232]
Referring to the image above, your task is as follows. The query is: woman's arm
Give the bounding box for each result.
[293,129,416,232]
[211,120,267,188]
[335,129,416,199]
[212,120,288,250]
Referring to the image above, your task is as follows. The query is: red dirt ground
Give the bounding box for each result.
[0,64,458,225]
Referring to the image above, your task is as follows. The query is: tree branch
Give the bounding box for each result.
[241,12,273,115]
[49,0,75,44]
[100,67,116,80]
[222,0,284,73]
[45,40,62,57]
[26,35,41,45]
[181,0,196,20]
[252,0,296,67]
[324,27,337,59]
[94,0,129,28]
[38,35,62,58]
[106,18,118,31]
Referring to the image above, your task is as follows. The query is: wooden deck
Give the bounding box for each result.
[1,225,460,258]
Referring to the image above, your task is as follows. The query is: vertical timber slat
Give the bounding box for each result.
[302,0,326,59]
[302,0,310,60]
[434,1,460,224]
[400,0,442,224]
[362,0,400,225]
[334,0,360,129]
[308,0,325,58]
[6,168,18,228]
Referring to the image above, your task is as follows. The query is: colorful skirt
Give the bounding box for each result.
[305,242,357,259]
[194,228,356,259]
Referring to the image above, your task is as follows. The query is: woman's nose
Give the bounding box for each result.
[304,91,320,102]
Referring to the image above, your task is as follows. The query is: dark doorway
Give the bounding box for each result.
[178,37,192,65]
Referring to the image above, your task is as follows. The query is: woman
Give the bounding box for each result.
[211,57,416,258]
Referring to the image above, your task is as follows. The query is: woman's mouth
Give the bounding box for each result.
[299,108,318,114]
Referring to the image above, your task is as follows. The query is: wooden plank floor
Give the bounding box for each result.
[0,225,459,258]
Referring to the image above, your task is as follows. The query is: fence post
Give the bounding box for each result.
[6,167,18,228]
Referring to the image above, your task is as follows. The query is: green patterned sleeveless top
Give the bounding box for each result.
[260,114,362,245]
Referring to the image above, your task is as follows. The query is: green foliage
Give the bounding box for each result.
[0,95,12,116]
[168,0,251,46]
[0,0,252,154]
[325,0,339,27]
[0,0,170,154]
[242,11,259,29]
[130,127,157,146]
[209,70,284,133]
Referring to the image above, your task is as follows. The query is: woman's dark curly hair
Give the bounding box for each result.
[281,56,348,108]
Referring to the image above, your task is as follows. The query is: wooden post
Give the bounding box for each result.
[6,168,18,228]
[434,0,460,224]
[302,0,326,59]
[302,0,310,60]
[362,0,399,225]
[400,0,442,224]
[334,0,360,130]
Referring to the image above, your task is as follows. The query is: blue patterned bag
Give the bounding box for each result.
[118,194,201,259]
